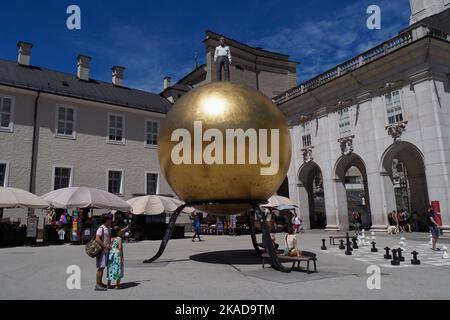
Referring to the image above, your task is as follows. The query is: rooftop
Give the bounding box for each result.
[204,30,298,63]
[0,59,171,114]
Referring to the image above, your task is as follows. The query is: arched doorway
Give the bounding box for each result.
[298,162,327,229]
[381,142,429,231]
[335,154,372,230]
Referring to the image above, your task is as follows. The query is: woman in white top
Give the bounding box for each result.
[285,226,302,257]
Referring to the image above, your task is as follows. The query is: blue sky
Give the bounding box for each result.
[0,0,411,92]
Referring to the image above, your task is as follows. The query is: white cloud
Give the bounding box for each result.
[249,0,410,82]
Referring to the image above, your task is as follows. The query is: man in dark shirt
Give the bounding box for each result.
[426,206,441,251]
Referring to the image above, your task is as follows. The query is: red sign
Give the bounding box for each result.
[431,200,441,213]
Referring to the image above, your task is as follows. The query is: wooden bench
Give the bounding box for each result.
[261,252,317,274]
[329,235,356,246]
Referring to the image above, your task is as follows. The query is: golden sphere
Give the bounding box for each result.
[158,82,291,215]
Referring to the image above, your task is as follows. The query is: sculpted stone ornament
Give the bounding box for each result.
[338,135,354,155]
[386,121,407,140]
[301,146,314,163]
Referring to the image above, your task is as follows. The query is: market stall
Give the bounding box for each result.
[0,187,49,247]
[41,187,131,244]
[127,195,194,240]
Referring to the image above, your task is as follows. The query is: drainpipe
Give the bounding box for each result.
[29,91,41,199]
[255,55,260,91]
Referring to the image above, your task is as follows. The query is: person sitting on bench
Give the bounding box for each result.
[284,226,302,257]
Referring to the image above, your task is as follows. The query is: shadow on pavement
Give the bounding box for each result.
[189,249,261,265]
[119,280,151,289]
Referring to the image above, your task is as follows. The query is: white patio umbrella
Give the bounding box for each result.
[0,187,49,209]
[261,195,298,209]
[41,187,131,210]
[127,195,195,215]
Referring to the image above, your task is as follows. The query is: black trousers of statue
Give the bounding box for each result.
[216,56,230,81]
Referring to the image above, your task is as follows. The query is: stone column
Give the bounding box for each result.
[297,183,311,229]
[425,78,450,233]
[368,172,395,231]
[334,178,350,231]
[322,178,339,231]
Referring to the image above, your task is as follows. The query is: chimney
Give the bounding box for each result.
[17,41,33,66]
[112,66,125,86]
[76,55,91,81]
[163,76,172,89]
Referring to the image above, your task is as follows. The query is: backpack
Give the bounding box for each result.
[85,226,104,258]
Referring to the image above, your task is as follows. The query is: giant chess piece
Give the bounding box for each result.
[411,251,421,265]
[371,241,378,253]
[345,238,352,256]
[399,237,406,252]
[428,232,433,248]
[321,239,327,250]
[352,237,359,249]
[361,229,366,244]
[346,232,353,252]
[339,240,346,250]
[391,249,400,266]
[397,248,405,262]
[384,247,392,260]
[371,231,376,242]
[442,246,449,259]
[357,234,362,247]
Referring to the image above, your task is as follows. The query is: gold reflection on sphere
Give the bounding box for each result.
[158,82,291,215]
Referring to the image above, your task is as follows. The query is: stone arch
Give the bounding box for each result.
[297,161,327,229]
[334,153,372,230]
[380,141,429,230]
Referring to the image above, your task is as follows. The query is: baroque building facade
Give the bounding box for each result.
[276,3,450,232]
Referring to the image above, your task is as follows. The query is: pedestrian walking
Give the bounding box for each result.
[426,206,442,251]
[351,211,362,235]
[192,213,203,242]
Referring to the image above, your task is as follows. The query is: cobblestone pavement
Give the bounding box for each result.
[0,231,449,300]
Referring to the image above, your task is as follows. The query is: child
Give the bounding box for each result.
[107,226,124,289]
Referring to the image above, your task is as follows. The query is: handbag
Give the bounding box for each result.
[85,226,103,258]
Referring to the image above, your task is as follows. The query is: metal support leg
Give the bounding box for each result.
[248,210,263,256]
[143,204,186,264]
[253,204,291,273]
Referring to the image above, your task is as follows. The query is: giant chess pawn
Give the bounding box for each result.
[397,248,405,262]
[391,249,400,266]
[357,234,363,247]
[442,246,449,259]
[371,231,376,242]
[411,251,421,265]
[364,232,370,246]
[399,237,406,252]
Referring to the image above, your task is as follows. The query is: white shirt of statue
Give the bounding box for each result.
[214,45,232,63]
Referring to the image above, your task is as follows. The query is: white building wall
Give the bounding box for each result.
[289,76,450,232]
[33,95,172,199]
[0,87,175,226]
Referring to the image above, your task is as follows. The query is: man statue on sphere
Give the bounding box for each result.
[214,37,232,81]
